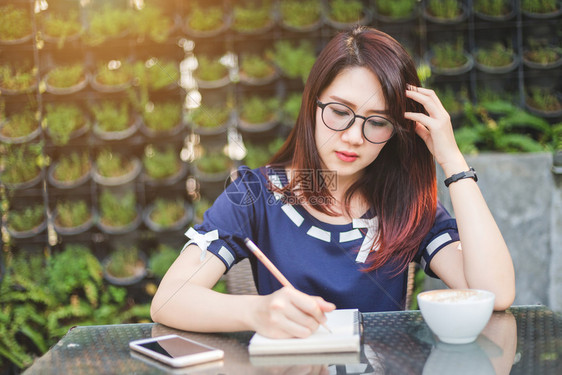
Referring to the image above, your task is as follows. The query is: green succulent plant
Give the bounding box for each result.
[55,199,91,228]
[0,4,31,41]
[46,64,85,88]
[0,108,38,139]
[149,198,186,228]
[280,0,322,27]
[45,103,86,145]
[143,145,181,180]
[8,204,45,232]
[53,152,90,183]
[99,189,137,227]
[187,5,224,32]
[240,96,280,124]
[329,0,364,23]
[149,244,179,279]
[95,149,134,178]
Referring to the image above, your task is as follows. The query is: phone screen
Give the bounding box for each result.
[138,337,212,358]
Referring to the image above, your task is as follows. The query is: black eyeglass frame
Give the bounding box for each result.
[316,100,395,144]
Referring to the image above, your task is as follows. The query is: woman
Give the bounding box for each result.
[151,26,515,339]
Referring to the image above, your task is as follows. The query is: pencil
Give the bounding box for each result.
[244,238,332,333]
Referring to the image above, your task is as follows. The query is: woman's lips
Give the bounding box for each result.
[335,151,358,162]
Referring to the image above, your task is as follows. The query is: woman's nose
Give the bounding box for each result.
[340,117,364,145]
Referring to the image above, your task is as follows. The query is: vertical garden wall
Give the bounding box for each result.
[0,0,560,371]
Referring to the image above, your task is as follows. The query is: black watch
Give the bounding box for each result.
[444,167,478,187]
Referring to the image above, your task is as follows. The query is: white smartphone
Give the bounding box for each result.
[129,334,224,368]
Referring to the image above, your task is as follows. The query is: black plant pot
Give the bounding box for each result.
[143,201,194,233]
[44,72,90,95]
[53,210,97,237]
[0,119,41,145]
[92,157,142,187]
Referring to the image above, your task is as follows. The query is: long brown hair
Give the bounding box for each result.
[270,26,437,273]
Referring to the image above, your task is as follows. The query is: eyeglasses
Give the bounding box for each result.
[316,100,395,144]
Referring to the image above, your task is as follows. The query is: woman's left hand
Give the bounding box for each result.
[404,86,465,171]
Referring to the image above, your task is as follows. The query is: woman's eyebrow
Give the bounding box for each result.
[328,95,390,115]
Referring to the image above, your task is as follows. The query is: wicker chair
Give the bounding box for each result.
[225,258,258,295]
[225,258,417,310]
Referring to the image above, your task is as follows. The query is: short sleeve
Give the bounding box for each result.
[414,202,460,278]
[184,166,265,271]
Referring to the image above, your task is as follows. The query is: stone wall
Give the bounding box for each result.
[425,153,561,311]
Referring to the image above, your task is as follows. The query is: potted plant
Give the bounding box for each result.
[269,40,316,84]
[0,4,32,44]
[144,197,193,232]
[92,101,140,141]
[44,64,89,95]
[435,86,469,126]
[189,104,231,136]
[193,198,212,224]
[0,107,40,144]
[103,244,147,286]
[91,60,134,93]
[0,62,37,95]
[243,138,284,169]
[144,59,180,91]
[148,244,178,280]
[40,10,83,48]
[424,0,466,23]
[375,0,418,22]
[525,86,562,117]
[231,1,274,34]
[93,149,141,187]
[327,0,369,29]
[194,55,230,89]
[48,151,91,189]
[282,92,302,128]
[279,0,323,31]
[428,37,474,75]
[5,204,47,239]
[193,151,234,183]
[130,3,174,44]
[84,5,133,46]
[184,4,230,37]
[238,96,280,133]
[142,145,187,185]
[238,53,278,86]
[521,0,561,17]
[473,0,515,20]
[523,38,562,69]
[141,101,184,138]
[474,42,518,73]
[0,143,43,189]
[53,199,95,236]
[44,103,90,145]
[97,189,141,234]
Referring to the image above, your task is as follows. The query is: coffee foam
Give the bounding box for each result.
[420,289,488,303]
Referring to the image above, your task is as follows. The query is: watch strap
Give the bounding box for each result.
[444,167,478,187]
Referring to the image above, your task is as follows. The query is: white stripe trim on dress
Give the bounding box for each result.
[281,204,305,227]
[339,229,363,242]
[426,233,453,256]
[353,217,379,263]
[218,246,235,268]
[306,226,331,242]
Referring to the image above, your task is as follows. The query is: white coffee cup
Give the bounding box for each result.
[417,289,495,344]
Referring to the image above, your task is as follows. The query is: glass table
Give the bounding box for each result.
[23,305,561,374]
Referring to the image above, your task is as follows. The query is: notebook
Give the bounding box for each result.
[248,309,361,355]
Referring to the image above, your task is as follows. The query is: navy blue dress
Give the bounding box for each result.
[186,166,459,312]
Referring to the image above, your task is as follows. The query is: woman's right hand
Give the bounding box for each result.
[250,287,336,339]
